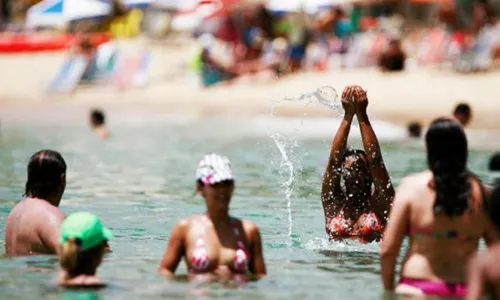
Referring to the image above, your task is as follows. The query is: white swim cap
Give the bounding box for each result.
[196,153,234,185]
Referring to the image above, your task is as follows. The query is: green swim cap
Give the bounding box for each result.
[61,212,112,250]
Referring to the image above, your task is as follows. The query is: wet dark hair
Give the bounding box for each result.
[488,185,500,229]
[24,150,67,199]
[408,122,422,138]
[489,153,500,171]
[90,109,105,126]
[342,149,373,185]
[454,103,471,116]
[426,118,470,216]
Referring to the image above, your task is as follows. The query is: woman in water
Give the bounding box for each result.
[57,212,112,287]
[467,185,500,300]
[381,118,499,297]
[321,85,394,243]
[159,153,266,281]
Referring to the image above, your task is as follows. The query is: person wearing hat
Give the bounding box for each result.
[159,153,267,281]
[57,212,112,287]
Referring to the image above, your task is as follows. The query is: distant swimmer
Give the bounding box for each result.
[90,109,109,139]
[489,152,500,171]
[5,150,67,256]
[159,153,267,281]
[320,85,395,243]
[381,118,498,297]
[57,212,112,288]
[467,185,500,300]
[407,122,422,138]
[453,103,472,127]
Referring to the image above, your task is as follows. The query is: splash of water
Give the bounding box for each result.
[269,86,342,249]
[269,132,297,249]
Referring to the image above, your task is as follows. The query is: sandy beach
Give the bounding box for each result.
[1,37,499,129]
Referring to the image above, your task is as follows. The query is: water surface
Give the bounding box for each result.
[0,114,497,300]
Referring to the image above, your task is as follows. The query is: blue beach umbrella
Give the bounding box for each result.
[26,0,111,28]
[122,0,152,9]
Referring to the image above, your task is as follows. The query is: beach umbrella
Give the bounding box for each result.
[26,0,111,28]
[170,0,224,31]
[118,0,152,9]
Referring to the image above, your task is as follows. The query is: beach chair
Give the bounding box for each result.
[115,50,152,89]
[453,26,498,73]
[417,27,451,66]
[48,55,89,93]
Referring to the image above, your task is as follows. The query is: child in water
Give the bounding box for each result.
[57,212,112,287]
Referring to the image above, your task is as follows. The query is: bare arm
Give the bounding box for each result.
[321,112,354,219]
[246,222,267,278]
[380,178,411,290]
[39,209,65,255]
[159,220,187,276]
[354,87,395,223]
[481,184,500,246]
[466,254,486,300]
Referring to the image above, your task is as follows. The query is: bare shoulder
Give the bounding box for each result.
[396,172,430,193]
[173,217,193,231]
[40,203,65,226]
[240,219,261,238]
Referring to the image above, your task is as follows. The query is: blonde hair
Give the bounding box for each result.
[60,238,79,272]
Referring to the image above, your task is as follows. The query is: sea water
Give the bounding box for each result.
[0,105,498,299]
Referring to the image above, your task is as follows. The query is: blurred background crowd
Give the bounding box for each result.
[1,0,500,87]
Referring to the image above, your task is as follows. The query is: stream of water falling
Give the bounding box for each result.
[269,86,342,249]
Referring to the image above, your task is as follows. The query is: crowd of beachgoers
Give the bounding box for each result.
[4,85,500,299]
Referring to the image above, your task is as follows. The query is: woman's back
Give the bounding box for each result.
[402,171,489,282]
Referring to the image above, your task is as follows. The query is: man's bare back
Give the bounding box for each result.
[5,198,65,256]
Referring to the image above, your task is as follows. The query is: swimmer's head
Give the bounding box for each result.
[408,122,422,138]
[453,103,472,127]
[341,149,372,196]
[426,117,470,216]
[25,149,67,205]
[196,153,235,210]
[90,109,105,128]
[488,186,500,229]
[60,212,111,276]
[489,153,500,171]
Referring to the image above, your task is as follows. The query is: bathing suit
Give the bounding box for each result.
[411,228,477,242]
[399,277,467,297]
[327,212,383,241]
[190,217,249,274]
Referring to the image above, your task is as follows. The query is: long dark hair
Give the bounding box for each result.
[426,118,470,216]
[24,150,67,199]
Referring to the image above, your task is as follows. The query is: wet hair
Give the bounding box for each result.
[488,186,500,229]
[489,153,500,171]
[454,103,471,116]
[426,118,470,216]
[342,149,373,185]
[90,109,105,126]
[408,122,422,138]
[60,238,105,275]
[24,150,66,199]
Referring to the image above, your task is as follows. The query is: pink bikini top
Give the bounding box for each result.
[327,212,383,241]
[190,218,249,274]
